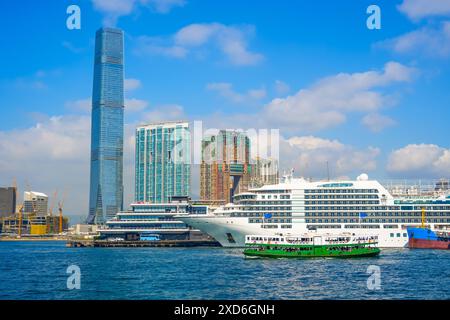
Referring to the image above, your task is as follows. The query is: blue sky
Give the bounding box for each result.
[1,0,450,219]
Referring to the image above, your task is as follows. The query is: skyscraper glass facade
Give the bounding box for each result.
[135,122,191,203]
[88,28,124,224]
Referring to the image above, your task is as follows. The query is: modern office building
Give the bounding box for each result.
[87,27,125,224]
[0,187,16,218]
[200,130,251,203]
[23,191,48,216]
[135,121,191,203]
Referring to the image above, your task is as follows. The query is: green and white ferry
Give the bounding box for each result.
[243,233,380,258]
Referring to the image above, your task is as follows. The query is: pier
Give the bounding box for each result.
[66,239,221,248]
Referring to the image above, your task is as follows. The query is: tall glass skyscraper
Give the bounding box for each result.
[87,28,124,224]
[135,122,191,203]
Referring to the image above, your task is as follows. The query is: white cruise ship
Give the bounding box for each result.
[177,174,450,248]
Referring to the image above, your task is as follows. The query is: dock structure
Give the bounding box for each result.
[66,239,221,248]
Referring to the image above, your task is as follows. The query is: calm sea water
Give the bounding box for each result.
[0,241,449,300]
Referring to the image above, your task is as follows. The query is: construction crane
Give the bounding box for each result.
[58,202,63,234]
[58,191,66,234]
[48,190,58,217]
[17,204,23,238]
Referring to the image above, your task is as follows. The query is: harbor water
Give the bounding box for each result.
[0,241,449,300]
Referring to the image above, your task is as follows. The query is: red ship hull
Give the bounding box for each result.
[408,238,450,249]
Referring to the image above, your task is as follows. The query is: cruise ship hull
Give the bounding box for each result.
[180,176,450,249]
[179,215,410,248]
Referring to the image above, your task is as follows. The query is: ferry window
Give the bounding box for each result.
[397,233,401,237]
[403,233,407,237]
[390,233,394,237]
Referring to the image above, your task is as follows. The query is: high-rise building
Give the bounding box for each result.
[135,121,191,203]
[87,27,125,224]
[251,157,279,187]
[0,187,16,218]
[23,191,48,217]
[200,130,251,203]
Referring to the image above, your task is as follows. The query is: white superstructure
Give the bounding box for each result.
[177,174,450,248]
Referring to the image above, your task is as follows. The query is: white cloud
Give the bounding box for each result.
[3,69,63,92]
[134,36,188,58]
[262,62,416,132]
[0,114,138,220]
[387,144,450,178]
[124,78,142,91]
[197,62,416,135]
[274,80,290,95]
[92,0,185,26]
[92,0,136,26]
[280,136,380,179]
[0,116,90,162]
[377,22,450,58]
[150,0,186,13]
[125,98,149,112]
[206,82,266,103]
[62,41,84,54]
[398,0,450,20]
[379,1,450,58]
[135,23,264,66]
[0,116,91,219]
[362,113,396,132]
[287,136,344,151]
[65,98,92,113]
[141,104,185,123]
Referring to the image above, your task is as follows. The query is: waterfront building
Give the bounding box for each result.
[88,27,125,224]
[0,187,16,218]
[200,130,251,203]
[23,191,48,216]
[98,196,209,241]
[135,121,191,203]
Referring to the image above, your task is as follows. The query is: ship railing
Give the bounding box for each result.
[382,179,450,197]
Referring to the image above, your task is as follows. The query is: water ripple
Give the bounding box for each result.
[0,242,449,299]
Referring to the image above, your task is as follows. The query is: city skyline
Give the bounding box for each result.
[1,0,450,220]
